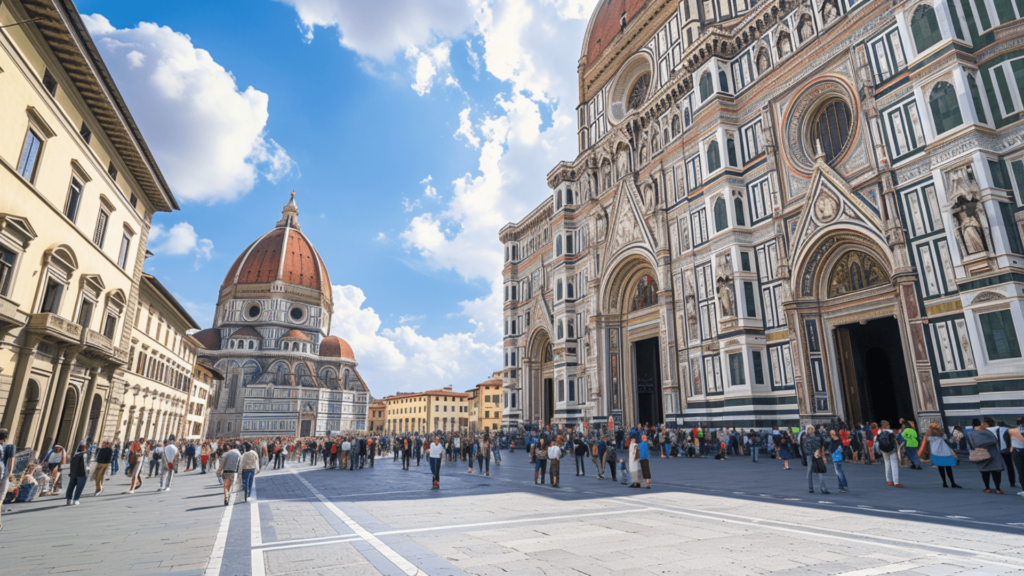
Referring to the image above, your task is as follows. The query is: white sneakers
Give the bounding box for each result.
[66,500,79,506]
[94,489,103,496]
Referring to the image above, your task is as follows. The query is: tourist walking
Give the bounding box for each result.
[429,436,443,488]
[827,429,848,492]
[874,421,903,488]
[0,428,14,531]
[240,443,260,502]
[801,425,829,494]
[919,423,960,488]
[604,438,617,482]
[92,441,112,496]
[778,431,793,470]
[65,444,88,506]
[160,437,178,492]
[219,443,242,506]
[639,435,652,489]
[533,438,548,485]
[969,417,1006,493]
[547,438,562,488]
[126,439,144,493]
[628,439,641,488]
[902,421,922,470]
[574,437,588,476]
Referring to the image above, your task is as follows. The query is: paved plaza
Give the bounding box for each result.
[2,450,1022,575]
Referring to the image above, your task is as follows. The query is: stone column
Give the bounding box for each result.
[70,368,101,449]
[0,333,41,444]
[41,346,84,450]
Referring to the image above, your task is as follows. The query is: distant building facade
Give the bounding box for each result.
[384,388,469,434]
[501,0,1024,432]
[199,194,370,438]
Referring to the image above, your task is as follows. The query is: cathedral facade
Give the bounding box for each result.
[500,0,1024,431]
[199,194,370,438]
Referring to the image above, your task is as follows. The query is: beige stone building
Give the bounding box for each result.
[0,0,177,452]
[384,388,469,434]
[469,373,503,432]
[368,398,386,433]
[116,274,201,443]
[187,361,223,440]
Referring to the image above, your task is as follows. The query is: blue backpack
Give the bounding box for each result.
[832,446,843,462]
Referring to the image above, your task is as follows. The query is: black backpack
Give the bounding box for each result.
[877,431,897,453]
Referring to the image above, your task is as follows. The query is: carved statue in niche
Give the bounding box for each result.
[595,205,608,241]
[684,271,698,340]
[640,146,648,166]
[584,174,593,201]
[945,163,991,258]
[715,251,736,318]
[613,210,639,247]
[827,251,890,297]
[778,33,792,58]
[679,218,691,252]
[798,17,814,42]
[601,161,612,190]
[821,0,838,26]
[631,275,658,311]
[756,49,770,74]
[616,146,630,180]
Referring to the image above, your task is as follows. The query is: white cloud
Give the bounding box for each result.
[420,175,439,199]
[278,0,474,61]
[454,107,480,148]
[406,41,452,95]
[149,222,214,269]
[329,285,499,395]
[466,39,481,75]
[398,314,425,324]
[375,232,387,242]
[82,14,293,203]
[402,197,421,212]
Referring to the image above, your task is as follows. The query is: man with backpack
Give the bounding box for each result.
[874,420,903,488]
[749,429,760,462]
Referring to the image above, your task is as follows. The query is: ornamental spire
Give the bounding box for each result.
[277,190,301,229]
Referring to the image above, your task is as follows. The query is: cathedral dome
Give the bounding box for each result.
[320,335,355,361]
[194,328,221,350]
[221,192,332,305]
[582,0,648,73]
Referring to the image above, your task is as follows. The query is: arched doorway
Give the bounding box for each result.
[602,255,665,428]
[56,387,78,448]
[525,328,554,429]
[17,379,40,448]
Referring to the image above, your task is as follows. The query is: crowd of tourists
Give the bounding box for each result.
[2,415,1022,531]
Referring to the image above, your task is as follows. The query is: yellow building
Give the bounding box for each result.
[117,274,201,443]
[474,373,503,432]
[384,387,469,434]
[368,398,386,433]
[0,0,178,453]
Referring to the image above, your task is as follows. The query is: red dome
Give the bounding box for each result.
[320,335,355,360]
[194,328,221,350]
[221,193,332,304]
[584,0,647,70]
[283,329,309,340]
[232,326,263,339]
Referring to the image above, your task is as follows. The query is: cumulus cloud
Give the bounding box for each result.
[329,285,500,395]
[149,222,214,269]
[82,14,293,203]
[420,175,439,199]
[454,107,480,148]
[406,41,452,95]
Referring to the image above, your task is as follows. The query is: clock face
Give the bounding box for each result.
[628,73,650,111]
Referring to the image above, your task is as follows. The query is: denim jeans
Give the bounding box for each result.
[241,469,256,498]
[833,461,848,489]
[575,454,586,474]
[429,457,441,483]
[751,445,759,462]
[906,447,921,467]
[65,476,86,501]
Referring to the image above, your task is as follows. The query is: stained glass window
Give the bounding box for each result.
[628,73,650,111]
[810,100,852,164]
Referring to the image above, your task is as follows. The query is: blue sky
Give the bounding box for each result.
[78,0,596,397]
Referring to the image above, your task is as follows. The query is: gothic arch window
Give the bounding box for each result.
[671,115,680,136]
[567,320,575,338]
[809,100,852,164]
[556,190,562,210]
[714,197,728,232]
[911,4,942,53]
[248,340,255,350]
[734,197,746,226]
[699,71,713,101]
[557,320,564,340]
[684,108,691,126]
[930,81,962,135]
[707,140,721,173]
[727,137,737,166]
[556,279,563,300]
[566,187,573,205]
[555,235,563,256]
[567,282,575,299]
[718,70,729,93]
[631,275,658,311]
[968,73,986,123]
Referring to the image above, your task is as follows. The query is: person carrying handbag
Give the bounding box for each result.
[969,417,1006,493]
[920,423,961,488]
